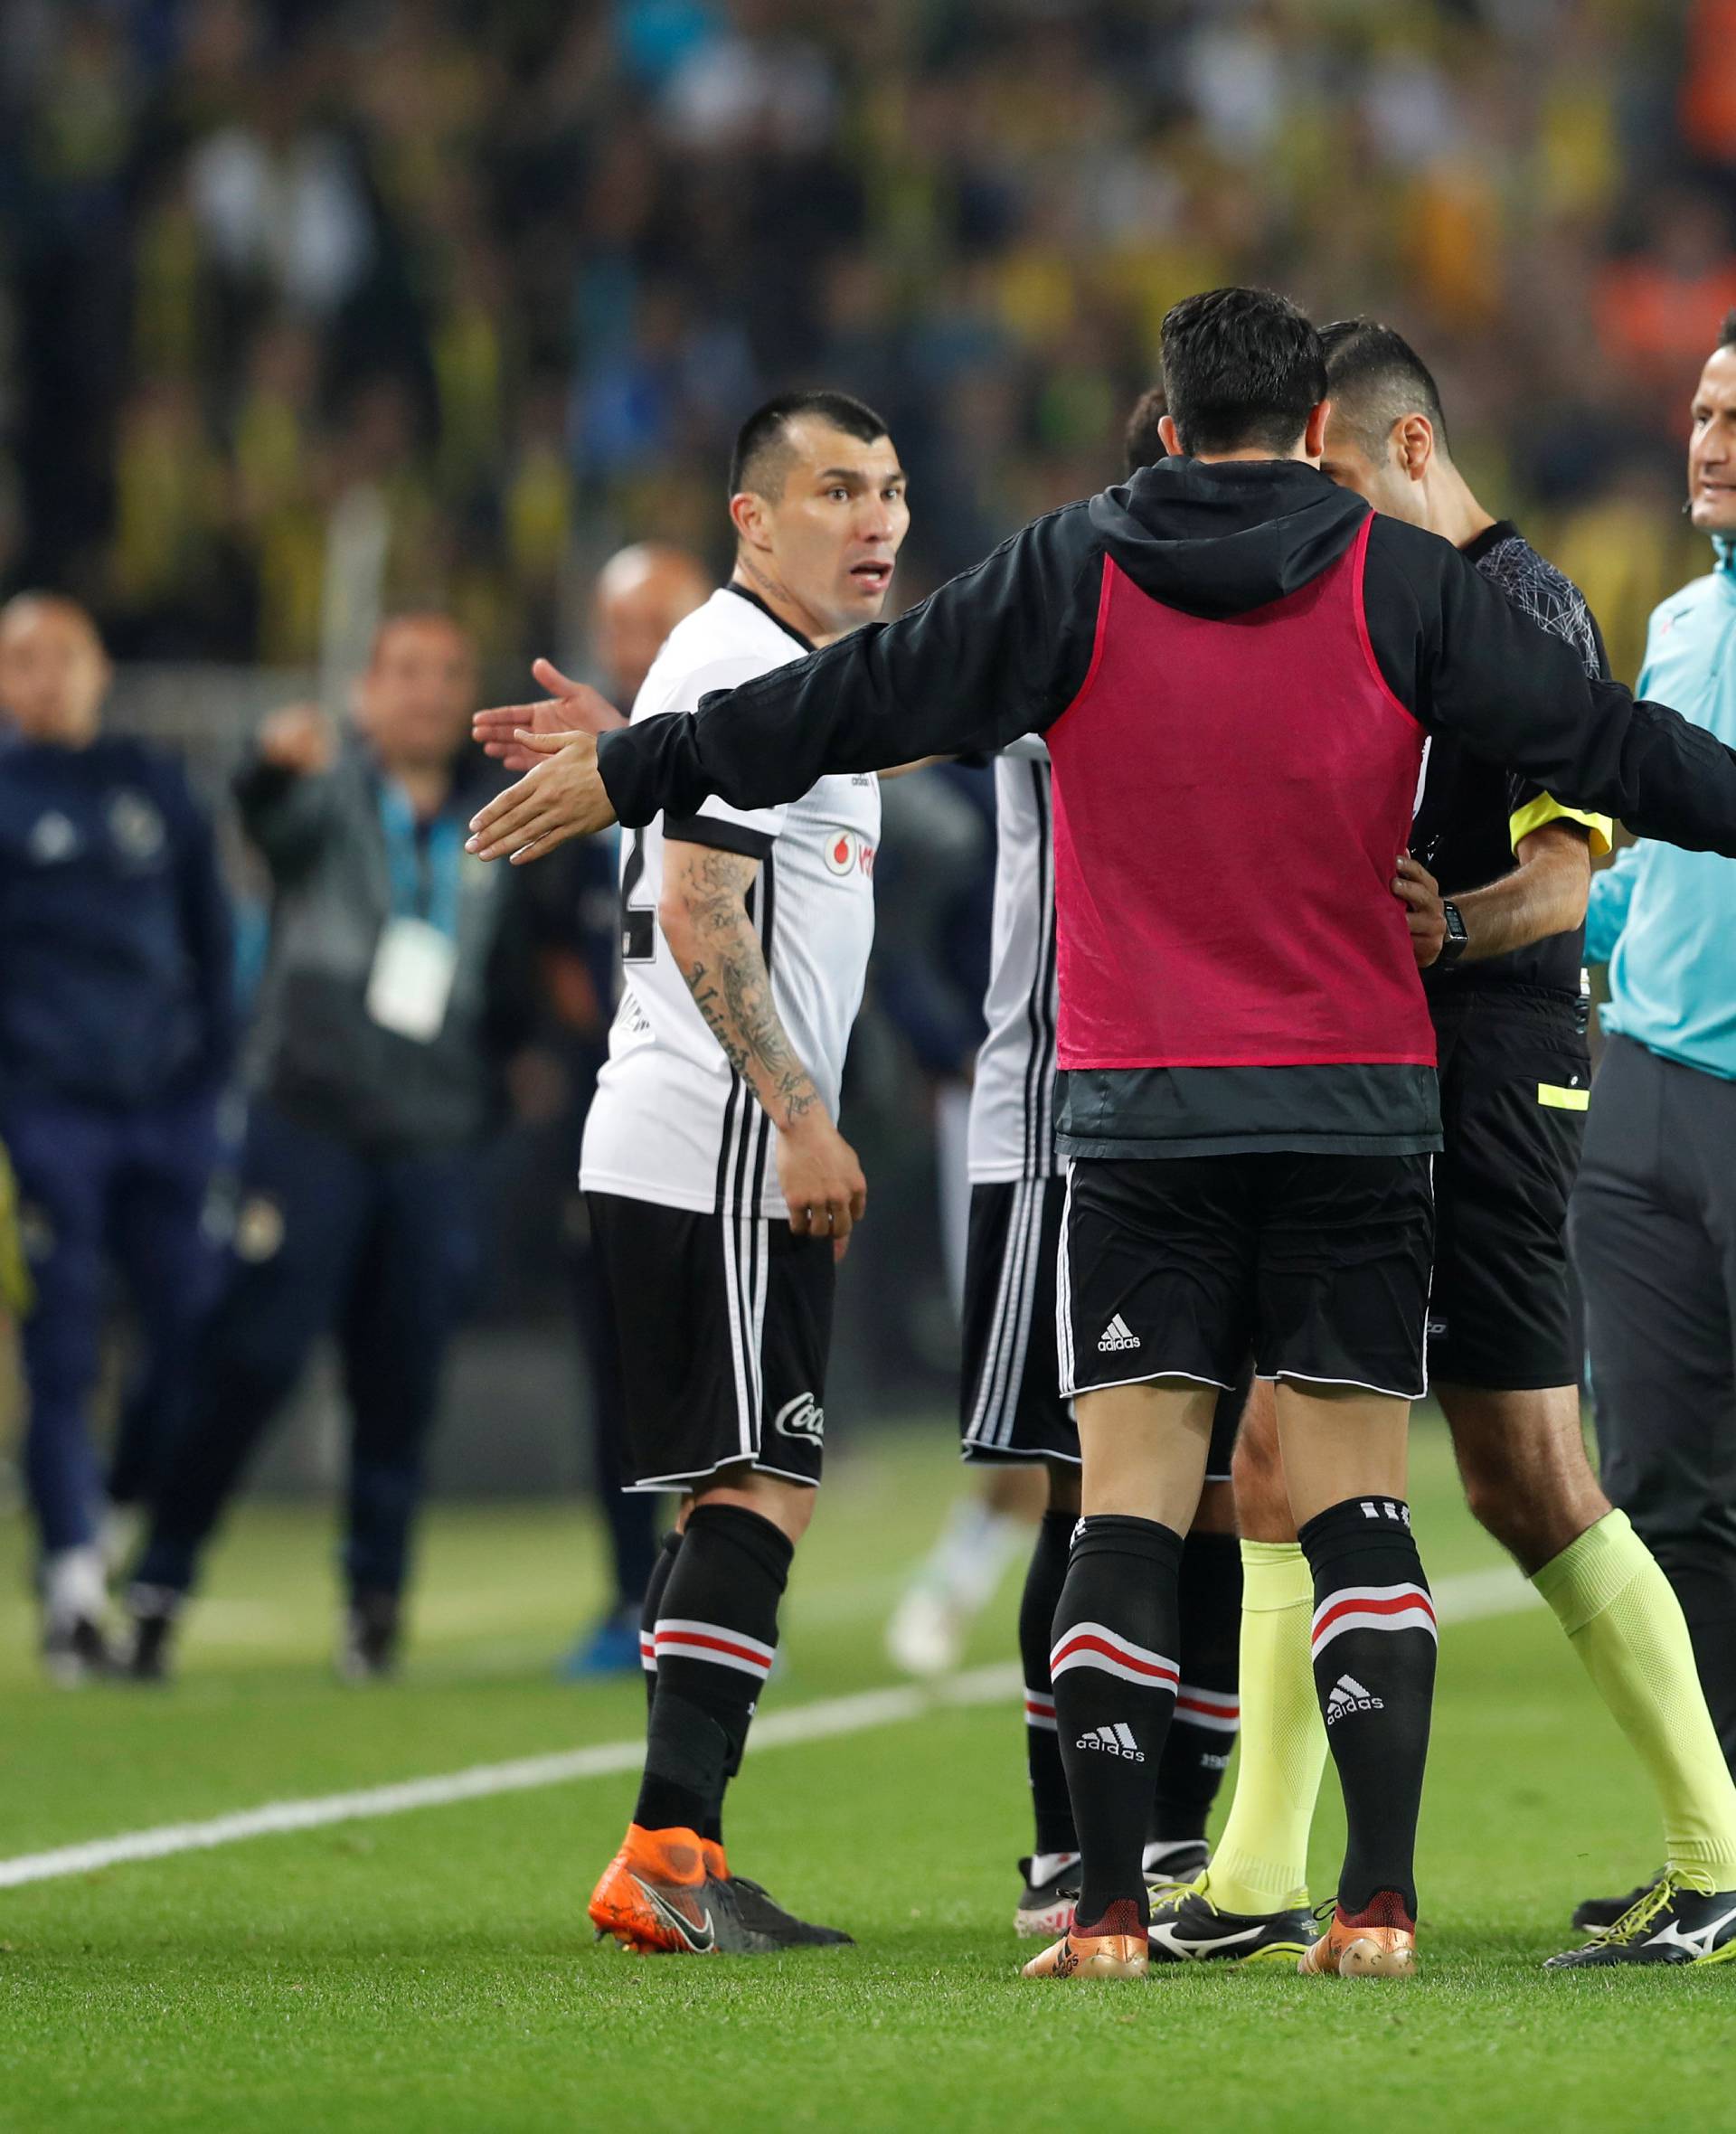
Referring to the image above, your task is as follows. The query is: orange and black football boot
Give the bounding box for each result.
[588,1825,719,1954]
[1023,1898,1149,1979]
[1297,1891,1419,1978]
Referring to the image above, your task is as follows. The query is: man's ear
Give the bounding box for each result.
[1396,412,1435,484]
[729,490,770,551]
[1157,413,1184,458]
[1302,398,1332,461]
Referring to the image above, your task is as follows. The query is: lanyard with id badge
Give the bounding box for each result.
[365,779,466,1043]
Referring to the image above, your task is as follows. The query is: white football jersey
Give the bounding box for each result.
[581,586,881,1219]
[967,737,1059,1183]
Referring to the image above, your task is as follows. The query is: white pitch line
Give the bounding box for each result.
[0,1565,1534,1893]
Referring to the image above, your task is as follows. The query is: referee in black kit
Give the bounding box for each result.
[1189,320,1736,1968]
[469,288,1736,1979]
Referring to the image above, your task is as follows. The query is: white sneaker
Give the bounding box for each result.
[884,1584,966,1677]
[99,1502,143,1580]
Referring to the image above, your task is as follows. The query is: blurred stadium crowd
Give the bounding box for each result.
[0,0,1732,681]
[3,0,1736,1682]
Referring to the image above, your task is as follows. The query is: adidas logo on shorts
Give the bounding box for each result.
[1075,1723,1145,1761]
[1097,1314,1140,1353]
[1326,1674,1384,1725]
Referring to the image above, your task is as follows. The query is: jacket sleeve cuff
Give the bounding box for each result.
[597,721,682,827]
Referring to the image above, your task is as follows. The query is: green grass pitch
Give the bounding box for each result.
[2,1413,1734,2133]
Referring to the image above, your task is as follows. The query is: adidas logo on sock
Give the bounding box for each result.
[1074,1723,1146,1762]
[1326,1674,1384,1725]
[1097,1314,1141,1353]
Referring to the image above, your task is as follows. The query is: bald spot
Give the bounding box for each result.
[0,591,103,656]
[593,543,712,704]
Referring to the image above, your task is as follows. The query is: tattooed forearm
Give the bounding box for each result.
[665,847,823,1130]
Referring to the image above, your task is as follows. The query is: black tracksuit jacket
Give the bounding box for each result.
[596,459,1736,1157]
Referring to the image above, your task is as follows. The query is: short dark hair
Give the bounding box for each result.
[729,390,890,499]
[1720,307,1736,352]
[1157,288,1327,458]
[1124,383,1168,475]
[1319,318,1451,461]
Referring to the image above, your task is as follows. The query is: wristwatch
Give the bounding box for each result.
[1436,900,1469,968]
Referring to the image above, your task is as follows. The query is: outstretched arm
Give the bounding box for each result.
[467,505,1102,859]
[659,839,867,1249]
[1375,529,1736,857]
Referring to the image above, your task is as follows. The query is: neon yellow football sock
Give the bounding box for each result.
[1200,1540,1328,1915]
[1533,1508,1736,1885]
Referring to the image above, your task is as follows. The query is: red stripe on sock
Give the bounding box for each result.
[1050,1632,1178,1685]
[1175,1693,1239,1721]
[655,1629,772,1673]
[1310,1589,1436,1648]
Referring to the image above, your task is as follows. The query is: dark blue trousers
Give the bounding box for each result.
[2,1091,224,1553]
[136,1101,477,1601]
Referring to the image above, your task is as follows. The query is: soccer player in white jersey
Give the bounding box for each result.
[563,392,908,1953]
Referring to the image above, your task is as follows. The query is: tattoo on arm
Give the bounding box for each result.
[669,846,822,1128]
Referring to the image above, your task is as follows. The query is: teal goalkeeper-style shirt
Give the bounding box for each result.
[1586,539,1736,1080]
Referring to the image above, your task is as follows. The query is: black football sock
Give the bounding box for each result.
[1052,1515,1184,1931]
[1300,1496,1437,1924]
[633,1504,790,1837]
[641,1529,683,1720]
[639,1529,728,1843]
[1152,1529,1242,1847]
[1019,1510,1080,1857]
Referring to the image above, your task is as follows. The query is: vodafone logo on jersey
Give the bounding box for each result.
[823,831,875,879]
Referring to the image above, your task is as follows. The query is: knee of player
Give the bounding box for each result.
[693,1472,817,1545]
[1458,1461,1580,1571]
[1456,1451,1509,1538]
[1230,1421,1284,1509]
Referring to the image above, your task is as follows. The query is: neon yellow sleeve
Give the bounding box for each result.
[1509,794,1613,858]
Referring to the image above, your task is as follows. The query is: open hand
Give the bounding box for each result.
[472,661,626,771]
[466,729,618,864]
[1393,853,1447,968]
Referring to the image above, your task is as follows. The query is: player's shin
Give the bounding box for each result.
[1201,1541,1326,1914]
[632,1504,790,1842]
[1300,1497,1437,1937]
[641,1527,683,1717]
[1533,1508,1736,1887]
[1149,1528,1241,1882]
[1052,1516,1184,1932]
[1021,1509,1080,1856]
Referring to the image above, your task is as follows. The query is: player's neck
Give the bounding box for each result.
[729,564,842,650]
[1429,464,1496,553]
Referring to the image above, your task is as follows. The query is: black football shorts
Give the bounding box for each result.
[1060,1151,1435,1403]
[588,1191,835,1490]
[1428,987,1588,1391]
[963,1174,1244,1475]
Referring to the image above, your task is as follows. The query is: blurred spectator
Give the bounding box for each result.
[124,613,533,1682]
[0,593,235,1683]
[0,2,1729,685]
